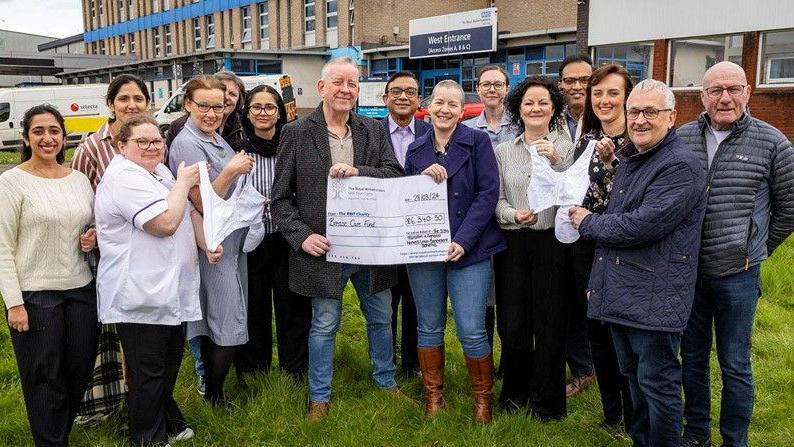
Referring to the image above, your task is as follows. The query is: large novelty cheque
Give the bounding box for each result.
[325,175,451,265]
[526,140,597,243]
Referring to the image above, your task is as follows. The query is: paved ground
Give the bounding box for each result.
[0,164,14,174]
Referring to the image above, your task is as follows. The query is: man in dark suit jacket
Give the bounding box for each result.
[379,71,431,378]
[271,57,404,422]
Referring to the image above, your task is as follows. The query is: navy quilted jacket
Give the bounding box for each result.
[581,129,707,332]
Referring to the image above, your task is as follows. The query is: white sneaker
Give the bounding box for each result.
[169,427,194,443]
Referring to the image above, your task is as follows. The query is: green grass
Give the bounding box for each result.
[0,148,75,165]
[0,241,792,446]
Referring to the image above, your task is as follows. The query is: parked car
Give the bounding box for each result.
[414,92,484,122]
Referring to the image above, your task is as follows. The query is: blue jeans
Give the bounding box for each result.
[308,264,396,403]
[188,336,204,377]
[682,265,760,447]
[611,324,683,447]
[407,259,492,359]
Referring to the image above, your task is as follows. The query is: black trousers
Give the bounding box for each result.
[235,233,311,379]
[117,323,187,446]
[494,228,567,419]
[9,283,99,447]
[391,266,419,373]
[565,239,595,378]
[569,239,633,426]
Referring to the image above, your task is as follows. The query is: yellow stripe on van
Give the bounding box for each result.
[65,116,108,134]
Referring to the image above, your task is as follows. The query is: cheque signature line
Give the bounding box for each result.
[326,234,403,238]
[333,244,406,248]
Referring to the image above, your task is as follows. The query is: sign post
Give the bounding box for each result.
[409,8,497,59]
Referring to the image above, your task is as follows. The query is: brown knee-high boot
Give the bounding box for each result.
[417,346,445,418]
[465,354,494,424]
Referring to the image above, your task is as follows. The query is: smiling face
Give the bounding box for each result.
[701,62,750,130]
[476,68,509,109]
[591,73,627,127]
[428,86,464,133]
[520,85,554,132]
[382,75,420,121]
[119,123,164,172]
[318,63,360,115]
[247,90,280,133]
[185,88,225,136]
[109,81,149,124]
[23,112,64,162]
[560,61,593,112]
[626,89,676,152]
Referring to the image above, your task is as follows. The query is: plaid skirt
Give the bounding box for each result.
[76,324,126,416]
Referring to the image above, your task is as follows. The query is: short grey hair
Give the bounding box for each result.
[321,57,360,80]
[430,79,465,105]
[630,79,676,109]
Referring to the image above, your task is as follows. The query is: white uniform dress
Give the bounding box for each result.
[94,155,202,325]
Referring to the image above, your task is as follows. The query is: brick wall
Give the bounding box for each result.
[646,33,794,138]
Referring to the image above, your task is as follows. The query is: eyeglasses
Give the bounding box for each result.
[478,81,507,91]
[127,138,165,150]
[561,76,591,86]
[191,100,225,114]
[627,107,673,120]
[250,103,279,116]
[704,85,746,98]
[387,87,419,98]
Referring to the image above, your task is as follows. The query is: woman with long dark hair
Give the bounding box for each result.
[0,105,99,446]
[572,63,635,432]
[231,85,312,380]
[70,74,152,424]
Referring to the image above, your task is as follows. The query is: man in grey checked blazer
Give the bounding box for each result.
[271,57,404,421]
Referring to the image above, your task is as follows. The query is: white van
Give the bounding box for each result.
[153,74,298,134]
[0,84,110,152]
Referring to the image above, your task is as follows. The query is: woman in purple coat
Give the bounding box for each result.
[404,80,506,424]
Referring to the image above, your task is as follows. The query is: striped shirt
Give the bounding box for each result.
[71,123,116,190]
[250,153,277,233]
[494,130,575,231]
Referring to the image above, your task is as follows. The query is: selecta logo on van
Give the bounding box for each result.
[69,103,99,113]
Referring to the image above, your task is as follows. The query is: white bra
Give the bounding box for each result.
[198,161,267,252]
[526,140,597,243]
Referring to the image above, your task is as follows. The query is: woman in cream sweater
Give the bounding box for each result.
[0,104,99,446]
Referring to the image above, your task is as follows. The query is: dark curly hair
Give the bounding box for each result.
[505,76,566,133]
[21,104,66,164]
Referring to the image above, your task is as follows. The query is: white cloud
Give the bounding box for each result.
[0,0,83,38]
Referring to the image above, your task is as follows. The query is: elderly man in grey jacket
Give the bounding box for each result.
[678,61,794,447]
[272,57,404,422]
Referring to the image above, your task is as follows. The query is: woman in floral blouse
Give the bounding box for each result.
[571,63,635,433]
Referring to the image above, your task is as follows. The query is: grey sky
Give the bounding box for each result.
[0,0,83,39]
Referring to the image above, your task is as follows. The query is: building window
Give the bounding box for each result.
[304,0,316,32]
[99,39,106,55]
[152,0,159,13]
[594,43,654,83]
[206,14,215,49]
[259,2,269,43]
[326,1,338,29]
[91,0,96,18]
[670,35,743,88]
[163,0,169,10]
[99,0,104,16]
[153,27,161,57]
[120,34,127,54]
[194,18,202,50]
[241,6,252,43]
[349,0,355,44]
[130,33,136,53]
[91,42,98,54]
[165,24,172,55]
[371,58,398,77]
[760,29,794,84]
